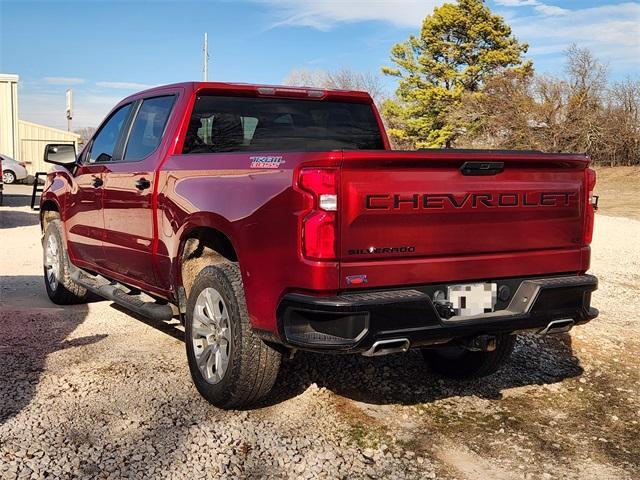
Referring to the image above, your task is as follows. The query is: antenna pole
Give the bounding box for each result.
[203,33,209,81]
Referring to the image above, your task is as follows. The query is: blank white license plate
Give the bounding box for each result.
[447,283,497,316]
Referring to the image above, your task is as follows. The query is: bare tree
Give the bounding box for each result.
[598,78,640,166]
[283,68,329,88]
[74,127,97,145]
[283,68,386,105]
[565,44,608,99]
[560,45,608,152]
[450,69,541,150]
[451,45,640,165]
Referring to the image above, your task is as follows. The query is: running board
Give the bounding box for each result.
[71,270,174,321]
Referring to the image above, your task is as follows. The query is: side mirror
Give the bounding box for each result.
[44,144,77,168]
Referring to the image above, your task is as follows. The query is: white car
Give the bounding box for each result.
[0,154,28,184]
[0,156,3,205]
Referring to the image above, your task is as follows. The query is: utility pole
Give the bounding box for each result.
[203,32,209,81]
[66,89,73,132]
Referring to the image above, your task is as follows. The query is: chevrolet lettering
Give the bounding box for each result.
[365,192,577,210]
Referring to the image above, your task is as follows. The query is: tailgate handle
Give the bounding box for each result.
[460,161,504,176]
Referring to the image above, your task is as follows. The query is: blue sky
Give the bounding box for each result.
[1,0,639,130]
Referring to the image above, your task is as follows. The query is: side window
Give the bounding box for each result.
[241,117,258,146]
[89,104,132,163]
[123,96,175,161]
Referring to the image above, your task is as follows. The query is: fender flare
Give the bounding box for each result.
[171,211,240,289]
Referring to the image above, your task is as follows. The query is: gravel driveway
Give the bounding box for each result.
[1,184,638,479]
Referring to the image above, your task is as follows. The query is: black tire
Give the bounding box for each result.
[185,263,281,409]
[422,334,516,379]
[43,218,90,304]
[3,170,16,184]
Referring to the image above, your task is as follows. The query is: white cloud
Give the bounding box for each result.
[43,76,85,85]
[18,90,125,130]
[533,4,568,16]
[254,0,444,30]
[256,0,572,29]
[496,0,539,6]
[496,0,568,16]
[255,0,637,77]
[96,81,155,90]
[20,80,149,129]
[510,2,640,71]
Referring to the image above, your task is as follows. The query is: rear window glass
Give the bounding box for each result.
[183,95,384,154]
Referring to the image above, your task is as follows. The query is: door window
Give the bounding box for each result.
[89,104,133,163]
[123,96,175,161]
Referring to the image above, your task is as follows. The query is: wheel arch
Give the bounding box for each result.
[40,198,61,232]
[177,224,239,298]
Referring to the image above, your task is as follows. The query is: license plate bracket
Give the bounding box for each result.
[447,283,497,317]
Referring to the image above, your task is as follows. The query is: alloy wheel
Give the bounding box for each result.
[3,171,16,184]
[44,234,60,291]
[191,287,231,384]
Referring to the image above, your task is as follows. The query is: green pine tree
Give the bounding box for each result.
[382,0,532,148]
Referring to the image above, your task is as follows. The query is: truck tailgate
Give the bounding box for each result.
[339,151,590,289]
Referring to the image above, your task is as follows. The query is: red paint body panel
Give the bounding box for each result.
[338,151,589,289]
[101,155,157,286]
[156,151,341,330]
[340,247,589,290]
[41,81,595,336]
[63,163,106,267]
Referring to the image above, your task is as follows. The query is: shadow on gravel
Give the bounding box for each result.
[264,333,583,407]
[0,275,103,424]
[1,190,35,208]
[0,188,40,229]
[110,303,185,341]
[114,307,583,408]
[0,209,39,229]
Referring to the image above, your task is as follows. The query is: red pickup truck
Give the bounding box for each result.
[40,82,598,409]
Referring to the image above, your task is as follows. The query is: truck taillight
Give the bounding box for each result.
[298,168,338,260]
[584,168,597,244]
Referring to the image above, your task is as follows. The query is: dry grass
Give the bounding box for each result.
[593,166,640,220]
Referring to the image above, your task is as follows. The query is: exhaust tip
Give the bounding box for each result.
[539,319,574,335]
[362,338,410,357]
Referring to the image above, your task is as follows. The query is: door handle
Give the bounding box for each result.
[92,176,103,188]
[135,178,151,190]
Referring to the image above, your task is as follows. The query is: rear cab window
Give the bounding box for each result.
[182,95,384,154]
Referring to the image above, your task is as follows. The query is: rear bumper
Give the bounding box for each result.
[275,274,598,354]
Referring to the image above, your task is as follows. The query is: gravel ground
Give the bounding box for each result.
[1,184,639,480]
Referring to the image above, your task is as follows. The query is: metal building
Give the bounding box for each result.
[18,120,80,174]
[0,73,80,178]
[0,74,19,161]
